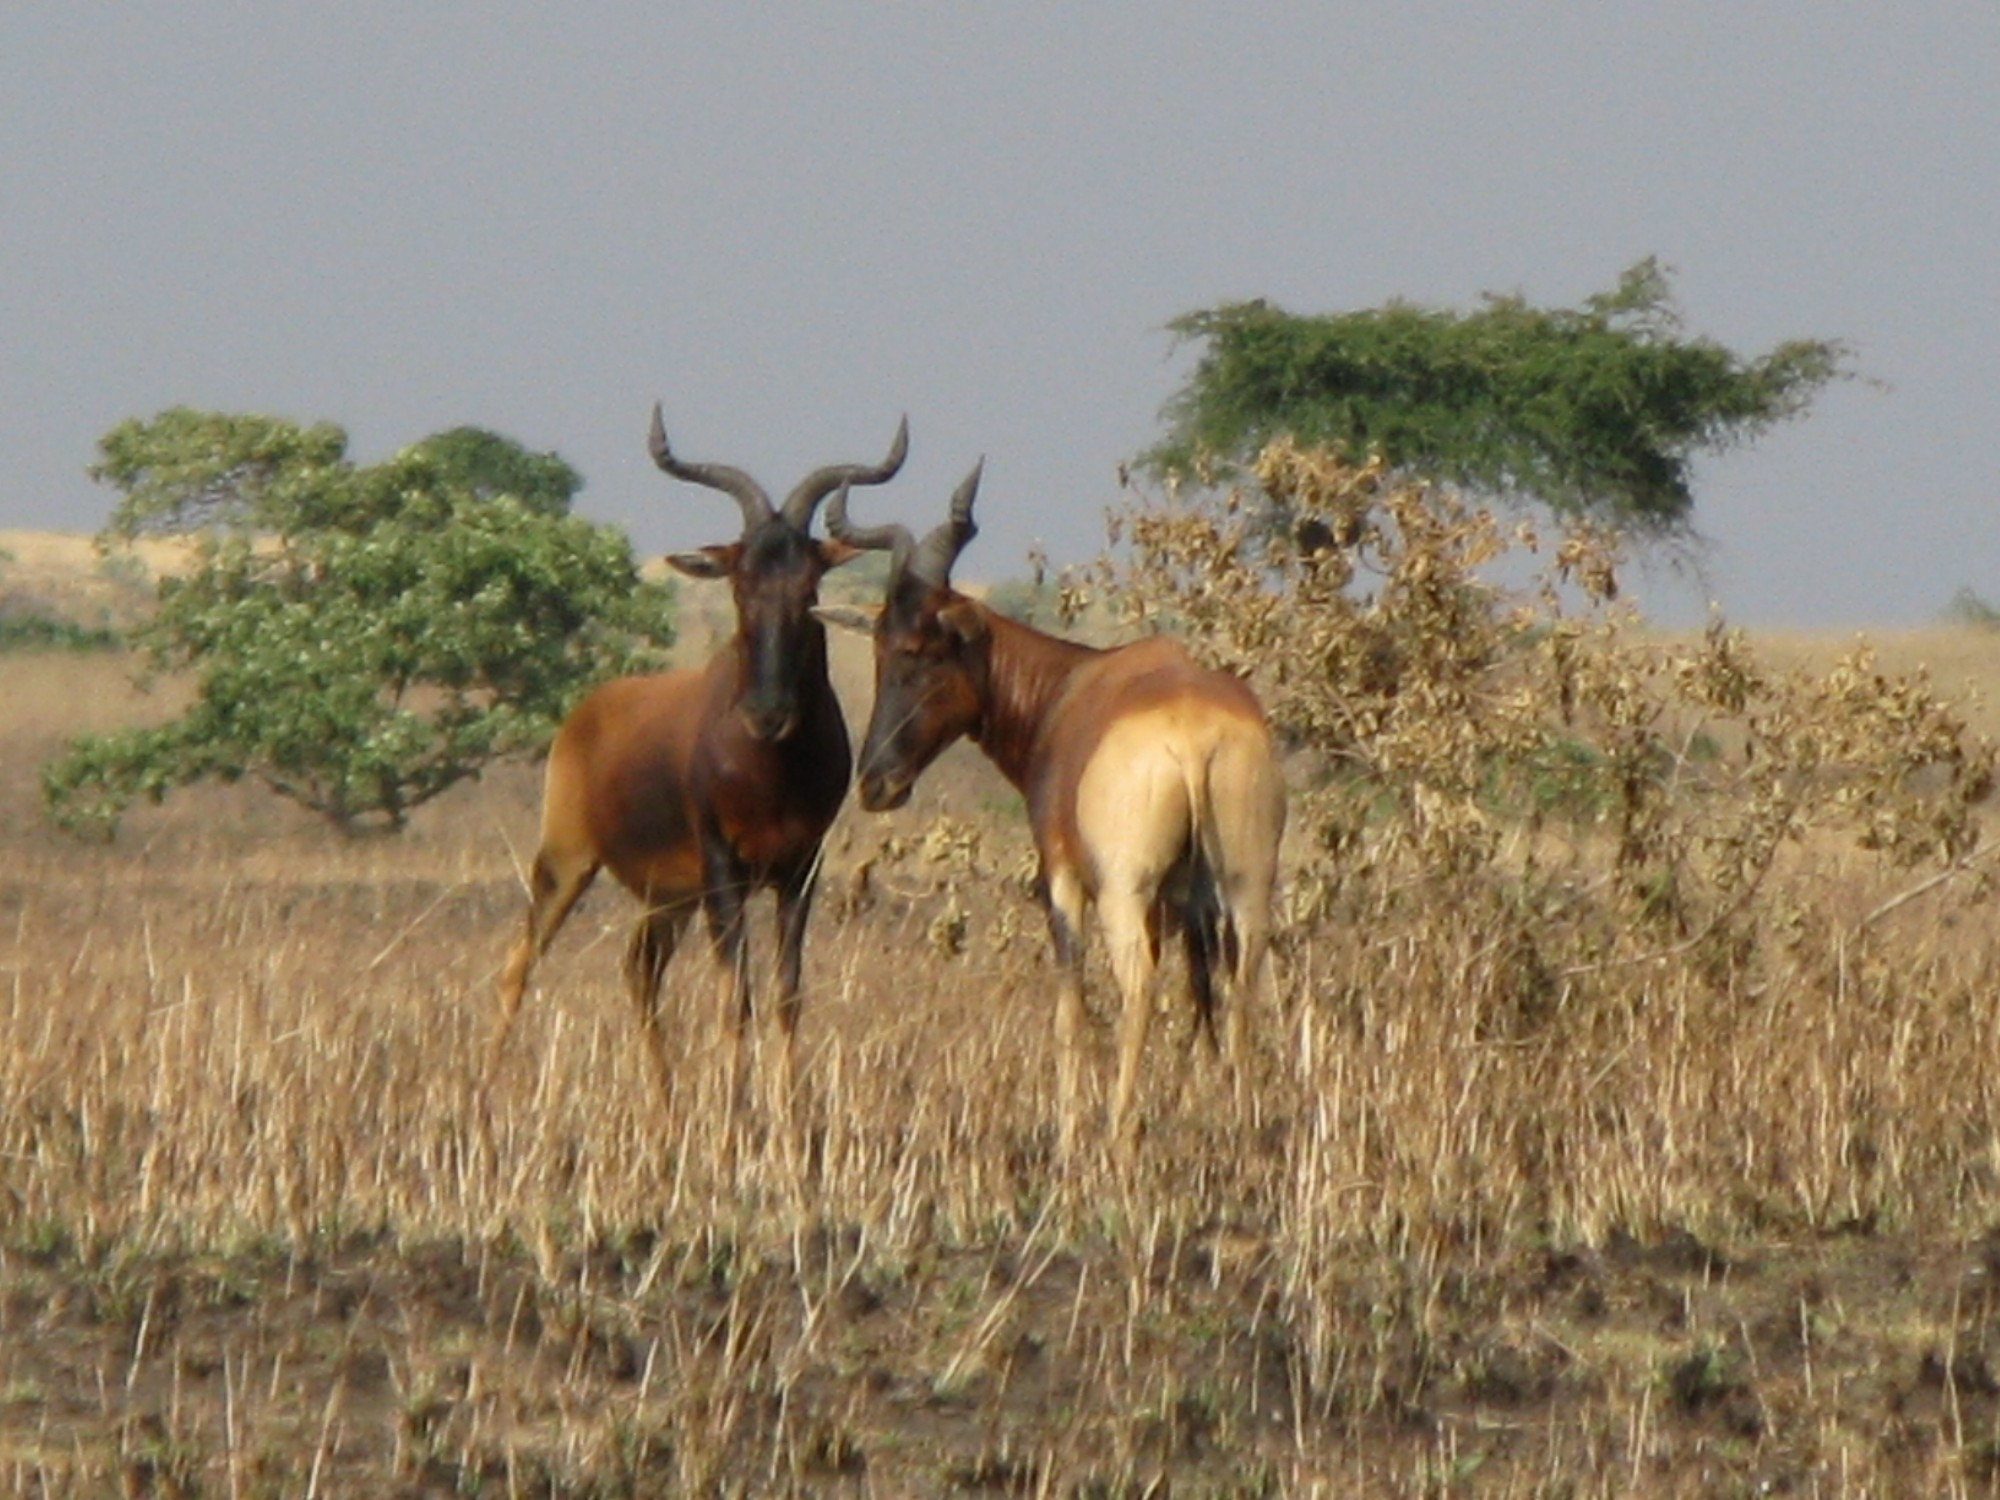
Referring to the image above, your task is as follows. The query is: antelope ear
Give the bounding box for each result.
[812,603,879,635]
[666,545,735,580]
[938,598,987,644]
[818,537,863,570]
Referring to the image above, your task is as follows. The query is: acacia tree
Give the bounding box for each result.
[44,408,675,836]
[1141,259,1847,533]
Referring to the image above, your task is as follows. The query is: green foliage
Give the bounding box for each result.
[46,408,675,836]
[0,544,128,652]
[820,545,894,604]
[0,613,120,653]
[405,425,583,518]
[981,575,1061,628]
[1142,259,1848,532]
[1943,587,2000,629]
[92,408,351,538]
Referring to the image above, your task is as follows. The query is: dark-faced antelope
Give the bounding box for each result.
[823,467,1284,1152]
[492,405,907,1114]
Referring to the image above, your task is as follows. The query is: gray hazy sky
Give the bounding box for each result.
[5,6,1995,626]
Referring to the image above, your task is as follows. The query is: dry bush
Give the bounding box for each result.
[1080,443,2000,1238]
[1102,440,1991,926]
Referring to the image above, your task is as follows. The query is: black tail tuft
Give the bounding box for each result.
[1185,852,1241,981]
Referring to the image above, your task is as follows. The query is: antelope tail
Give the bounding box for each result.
[1182,730,1283,986]
[1181,746,1237,973]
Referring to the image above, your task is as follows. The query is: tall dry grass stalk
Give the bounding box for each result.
[6,787,2000,1490]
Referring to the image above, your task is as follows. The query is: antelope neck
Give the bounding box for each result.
[968,605,1100,790]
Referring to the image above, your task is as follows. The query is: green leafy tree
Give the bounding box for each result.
[45,408,675,836]
[407,425,583,517]
[1141,259,1848,533]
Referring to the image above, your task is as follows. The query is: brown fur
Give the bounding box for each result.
[492,414,905,1119]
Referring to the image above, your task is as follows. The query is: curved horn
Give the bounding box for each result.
[647,402,773,530]
[780,415,910,528]
[825,481,916,579]
[905,459,982,588]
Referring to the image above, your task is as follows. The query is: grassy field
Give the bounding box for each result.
[6,547,2000,1493]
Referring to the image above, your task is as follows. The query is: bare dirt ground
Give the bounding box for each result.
[4,543,2000,1495]
[11,1208,2000,1496]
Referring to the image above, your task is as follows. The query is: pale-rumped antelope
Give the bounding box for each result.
[822,466,1284,1152]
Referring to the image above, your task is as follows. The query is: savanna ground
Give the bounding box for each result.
[8,531,2000,1495]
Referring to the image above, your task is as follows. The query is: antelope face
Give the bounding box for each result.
[855,583,986,810]
[671,520,857,742]
[650,403,905,743]
[819,456,986,800]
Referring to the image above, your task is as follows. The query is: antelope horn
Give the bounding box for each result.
[905,459,982,587]
[780,415,910,528]
[648,402,773,529]
[825,481,915,580]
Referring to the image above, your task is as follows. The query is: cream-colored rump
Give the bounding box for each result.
[1069,698,1283,1147]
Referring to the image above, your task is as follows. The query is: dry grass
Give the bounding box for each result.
[6,609,2000,1492]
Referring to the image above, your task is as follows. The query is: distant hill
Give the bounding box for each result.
[0,530,191,632]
